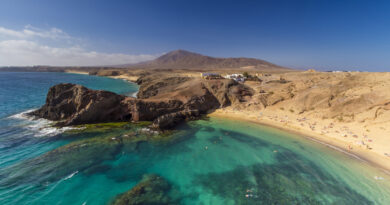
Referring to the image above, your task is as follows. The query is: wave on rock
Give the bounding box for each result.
[8,109,81,137]
[131,91,138,98]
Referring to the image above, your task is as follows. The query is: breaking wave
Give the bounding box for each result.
[64,171,79,181]
[8,109,81,137]
[131,91,138,98]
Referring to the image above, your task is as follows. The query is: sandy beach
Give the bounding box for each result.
[209,107,390,174]
[65,70,89,75]
[65,70,139,83]
[71,70,390,174]
[107,74,139,82]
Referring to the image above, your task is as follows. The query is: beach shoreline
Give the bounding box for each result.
[105,74,139,83]
[64,70,139,83]
[62,70,390,174]
[64,70,89,75]
[209,109,390,175]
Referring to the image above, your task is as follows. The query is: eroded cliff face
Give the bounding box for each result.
[136,75,253,108]
[29,83,130,126]
[30,76,253,129]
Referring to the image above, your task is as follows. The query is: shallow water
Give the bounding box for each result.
[0,72,389,204]
[0,72,138,169]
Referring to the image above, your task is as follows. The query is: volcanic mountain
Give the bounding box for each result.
[121,50,291,71]
[0,50,292,72]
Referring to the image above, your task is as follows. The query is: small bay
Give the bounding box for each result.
[0,72,389,205]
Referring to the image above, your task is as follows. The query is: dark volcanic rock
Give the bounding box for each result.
[126,99,184,121]
[29,83,189,126]
[111,174,177,205]
[137,76,191,99]
[30,75,254,128]
[30,83,130,126]
[152,110,200,129]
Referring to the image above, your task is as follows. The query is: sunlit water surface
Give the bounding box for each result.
[0,72,389,205]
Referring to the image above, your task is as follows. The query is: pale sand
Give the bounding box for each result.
[107,75,139,82]
[64,70,89,75]
[209,108,390,174]
[65,71,139,82]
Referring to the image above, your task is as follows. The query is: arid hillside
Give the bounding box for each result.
[112,50,291,71]
[238,71,390,124]
[0,50,292,73]
[107,69,390,168]
[213,71,390,166]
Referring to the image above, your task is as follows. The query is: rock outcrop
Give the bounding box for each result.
[136,75,252,108]
[30,75,253,128]
[152,110,200,129]
[29,83,130,126]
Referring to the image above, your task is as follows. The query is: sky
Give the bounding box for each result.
[0,0,390,71]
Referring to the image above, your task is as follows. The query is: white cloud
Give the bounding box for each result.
[0,26,157,66]
[0,25,70,40]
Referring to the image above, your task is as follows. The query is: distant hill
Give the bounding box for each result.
[0,66,111,73]
[119,50,291,71]
[0,50,292,72]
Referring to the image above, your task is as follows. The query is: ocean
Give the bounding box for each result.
[0,72,389,204]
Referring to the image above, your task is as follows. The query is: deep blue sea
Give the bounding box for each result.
[0,72,389,205]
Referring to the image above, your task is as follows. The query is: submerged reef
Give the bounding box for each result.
[0,122,173,188]
[111,174,179,205]
[194,152,373,205]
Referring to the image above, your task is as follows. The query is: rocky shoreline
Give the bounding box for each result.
[29,75,253,129]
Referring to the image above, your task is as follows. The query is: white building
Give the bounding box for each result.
[225,74,245,82]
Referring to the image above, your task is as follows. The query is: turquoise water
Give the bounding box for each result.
[0,72,390,204]
[0,72,138,169]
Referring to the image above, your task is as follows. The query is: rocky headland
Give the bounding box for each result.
[27,49,390,172]
[29,75,253,129]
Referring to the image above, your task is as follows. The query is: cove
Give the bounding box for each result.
[0,72,389,204]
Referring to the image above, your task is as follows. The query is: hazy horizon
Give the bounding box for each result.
[1,0,390,71]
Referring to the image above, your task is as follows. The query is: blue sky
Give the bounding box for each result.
[0,0,389,71]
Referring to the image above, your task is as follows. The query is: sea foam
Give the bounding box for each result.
[131,91,138,98]
[8,109,81,137]
[64,171,79,181]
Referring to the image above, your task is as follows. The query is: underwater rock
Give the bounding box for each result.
[0,122,180,188]
[152,110,200,129]
[0,138,122,187]
[194,156,374,205]
[111,174,176,205]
